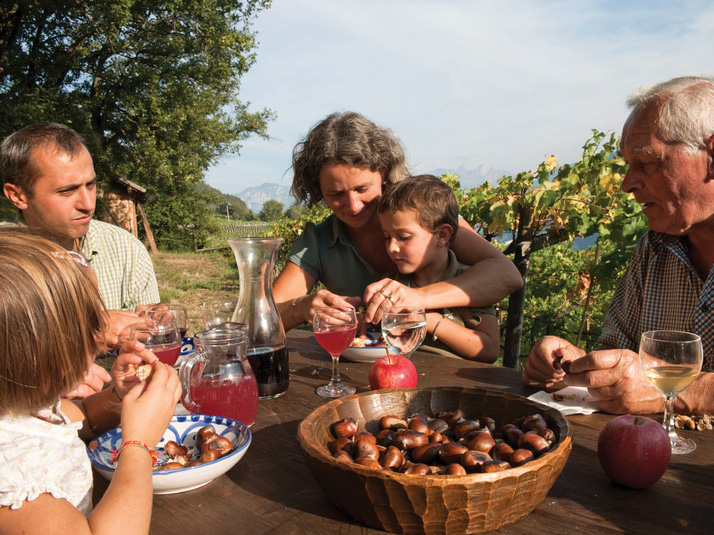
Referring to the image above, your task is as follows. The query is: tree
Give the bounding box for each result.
[457,131,647,366]
[259,199,284,221]
[0,0,274,250]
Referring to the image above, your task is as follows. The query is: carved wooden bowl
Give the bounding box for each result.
[297,387,572,535]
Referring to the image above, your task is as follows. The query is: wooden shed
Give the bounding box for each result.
[99,174,158,254]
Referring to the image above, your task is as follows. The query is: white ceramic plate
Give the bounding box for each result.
[341,329,389,363]
[87,414,251,494]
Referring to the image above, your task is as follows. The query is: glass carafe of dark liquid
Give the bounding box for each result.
[179,326,259,426]
[228,237,289,399]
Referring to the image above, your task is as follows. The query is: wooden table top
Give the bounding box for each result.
[106,329,714,534]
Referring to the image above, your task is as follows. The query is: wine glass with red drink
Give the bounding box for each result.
[146,304,189,338]
[129,320,182,367]
[313,306,357,398]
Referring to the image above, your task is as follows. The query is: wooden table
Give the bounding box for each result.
[113,330,714,534]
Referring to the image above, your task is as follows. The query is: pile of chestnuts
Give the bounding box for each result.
[326,409,556,475]
[155,425,233,471]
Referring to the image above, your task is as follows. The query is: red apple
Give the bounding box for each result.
[368,354,417,390]
[597,414,671,489]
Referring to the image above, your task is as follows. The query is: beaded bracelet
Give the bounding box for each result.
[110,440,158,466]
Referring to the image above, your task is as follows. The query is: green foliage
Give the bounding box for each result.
[0,0,274,250]
[196,182,256,221]
[453,130,648,354]
[259,199,285,221]
[267,204,332,268]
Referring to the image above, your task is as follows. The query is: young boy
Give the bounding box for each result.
[378,175,500,362]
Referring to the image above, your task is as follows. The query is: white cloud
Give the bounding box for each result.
[207,0,714,194]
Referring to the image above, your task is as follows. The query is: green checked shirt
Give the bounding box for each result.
[78,220,159,311]
[599,230,714,372]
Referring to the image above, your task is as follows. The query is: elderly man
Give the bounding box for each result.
[1,123,160,395]
[523,75,714,415]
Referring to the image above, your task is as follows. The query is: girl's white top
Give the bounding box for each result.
[0,402,93,515]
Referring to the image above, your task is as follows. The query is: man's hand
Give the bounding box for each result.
[65,362,112,399]
[563,349,665,414]
[522,336,583,388]
[97,309,141,350]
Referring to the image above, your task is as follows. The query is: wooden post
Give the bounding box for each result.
[136,202,158,255]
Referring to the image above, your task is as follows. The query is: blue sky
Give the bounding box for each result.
[205,0,714,196]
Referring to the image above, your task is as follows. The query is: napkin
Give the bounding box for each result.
[527,386,599,415]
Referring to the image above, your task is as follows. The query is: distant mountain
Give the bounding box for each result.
[236,183,296,212]
[429,165,512,189]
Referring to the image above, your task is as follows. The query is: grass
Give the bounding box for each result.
[153,250,239,335]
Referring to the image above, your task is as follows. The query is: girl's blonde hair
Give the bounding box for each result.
[0,227,107,413]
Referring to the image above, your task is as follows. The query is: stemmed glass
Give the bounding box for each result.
[202,299,238,330]
[639,330,703,454]
[146,304,189,338]
[313,306,358,398]
[381,306,428,359]
[129,320,182,367]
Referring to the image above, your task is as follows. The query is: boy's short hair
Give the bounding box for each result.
[0,227,106,414]
[379,175,459,243]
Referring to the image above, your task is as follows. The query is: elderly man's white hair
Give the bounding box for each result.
[627,75,714,153]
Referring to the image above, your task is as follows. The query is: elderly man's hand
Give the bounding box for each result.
[97,310,141,350]
[65,362,112,399]
[563,349,665,414]
[522,336,583,388]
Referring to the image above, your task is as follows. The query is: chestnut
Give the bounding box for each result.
[481,460,510,473]
[353,438,379,460]
[202,434,232,456]
[157,461,185,471]
[480,416,497,434]
[538,428,556,446]
[164,440,189,458]
[411,443,442,464]
[379,415,407,430]
[520,414,548,433]
[492,442,515,462]
[454,419,481,440]
[445,463,467,476]
[509,448,534,467]
[439,442,468,464]
[403,463,431,475]
[518,432,550,456]
[461,450,491,473]
[504,427,524,449]
[328,437,353,455]
[332,418,358,439]
[195,425,217,450]
[354,431,377,444]
[426,418,450,434]
[376,428,395,448]
[200,449,223,463]
[436,409,465,426]
[355,456,382,470]
[408,418,430,434]
[463,431,495,454]
[380,445,404,470]
[333,450,353,464]
[392,430,429,450]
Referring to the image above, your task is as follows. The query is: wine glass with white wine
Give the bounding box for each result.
[639,330,703,454]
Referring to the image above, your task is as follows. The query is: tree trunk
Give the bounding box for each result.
[503,243,530,368]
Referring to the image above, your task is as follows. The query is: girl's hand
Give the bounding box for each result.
[120,361,181,447]
[363,279,424,323]
[111,340,158,400]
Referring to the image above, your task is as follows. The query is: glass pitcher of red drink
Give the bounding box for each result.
[179,325,259,427]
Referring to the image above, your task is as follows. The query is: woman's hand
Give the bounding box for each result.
[119,361,181,448]
[111,340,159,400]
[363,279,424,323]
[292,289,361,325]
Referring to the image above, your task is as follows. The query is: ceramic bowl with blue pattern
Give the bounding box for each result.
[341,329,389,363]
[88,414,251,494]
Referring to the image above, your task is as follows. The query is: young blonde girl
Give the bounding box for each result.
[0,228,181,534]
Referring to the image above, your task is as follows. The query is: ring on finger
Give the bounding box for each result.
[379,289,395,304]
